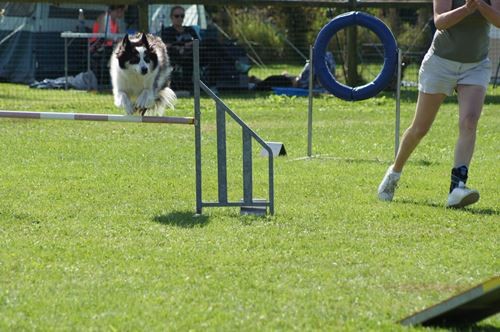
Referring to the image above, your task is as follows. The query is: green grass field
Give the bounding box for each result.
[0,83,498,330]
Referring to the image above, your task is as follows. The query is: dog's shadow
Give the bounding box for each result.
[152,211,210,228]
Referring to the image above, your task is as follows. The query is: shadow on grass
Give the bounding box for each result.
[289,155,387,164]
[152,211,210,228]
[398,198,443,209]
[459,207,500,216]
[446,324,500,332]
[398,199,499,216]
[289,155,438,167]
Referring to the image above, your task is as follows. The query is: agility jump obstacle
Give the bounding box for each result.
[192,40,275,216]
[307,11,402,157]
[0,111,194,124]
[0,40,274,216]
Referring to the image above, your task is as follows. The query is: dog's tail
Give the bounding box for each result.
[144,87,177,117]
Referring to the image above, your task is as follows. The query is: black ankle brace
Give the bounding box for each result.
[450,165,468,193]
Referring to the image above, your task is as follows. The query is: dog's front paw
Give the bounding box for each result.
[124,103,135,115]
[134,106,147,116]
[115,92,134,115]
[136,89,155,109]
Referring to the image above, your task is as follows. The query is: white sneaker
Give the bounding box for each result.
[447,181,479,208]
[378,165,401,201]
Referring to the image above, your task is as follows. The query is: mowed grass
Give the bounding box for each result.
[0,83,498,331]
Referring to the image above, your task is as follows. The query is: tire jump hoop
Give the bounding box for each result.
[313,11,398,101]
[306,11,402,158]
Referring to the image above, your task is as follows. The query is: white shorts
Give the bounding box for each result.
[418,52,492,96]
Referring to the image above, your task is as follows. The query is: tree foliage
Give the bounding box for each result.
[207,5,433,65]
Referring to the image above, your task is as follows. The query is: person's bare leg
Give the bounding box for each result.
[446,84,486,208]
[392,91,447,172]
[378,91,446,201]
[454,84,486,168]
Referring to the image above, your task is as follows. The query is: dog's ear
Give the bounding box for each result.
[123,34,133,50]
[141,33,150,48]
[117,34,131,69]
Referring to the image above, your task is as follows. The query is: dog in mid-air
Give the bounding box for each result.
[110,33,176,116]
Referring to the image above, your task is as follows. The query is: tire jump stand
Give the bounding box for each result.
[307,11,401,158]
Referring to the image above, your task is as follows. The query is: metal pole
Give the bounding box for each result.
[242,129,253,204]
[216,103,228,204]
[194,39,202,214]
[138,3,149,33]
[64,37,68,90]
[307,45,314,157]
[87,39,91,72]
[87,39,91,90]
[269,150,274,215]
[395,49,402,158]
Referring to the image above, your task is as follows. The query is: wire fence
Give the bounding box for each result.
[1,3,499,94]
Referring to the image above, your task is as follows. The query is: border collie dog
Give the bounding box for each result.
[110,33,176,116]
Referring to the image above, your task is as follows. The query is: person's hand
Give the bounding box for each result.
[465,0,478,13]
[184,41,194,49]
[473,0,487,10]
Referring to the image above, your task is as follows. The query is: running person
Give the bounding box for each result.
[378,0,500,207]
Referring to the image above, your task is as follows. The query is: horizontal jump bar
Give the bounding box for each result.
[0,110,195,125]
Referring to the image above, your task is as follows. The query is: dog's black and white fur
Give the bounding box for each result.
[110,33,176,116]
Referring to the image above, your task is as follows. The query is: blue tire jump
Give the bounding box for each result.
[313,11,398,101]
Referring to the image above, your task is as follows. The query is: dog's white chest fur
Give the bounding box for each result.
[114,64,157,98]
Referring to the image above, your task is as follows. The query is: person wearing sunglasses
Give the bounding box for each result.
[161,6,199,90]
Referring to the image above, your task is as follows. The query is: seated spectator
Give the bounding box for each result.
[250,52,336,91]
[250,73,296,91]
[161,6,198,90]
[294,52,335,89]
[162,6,251,90]
[89,5,127,87]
